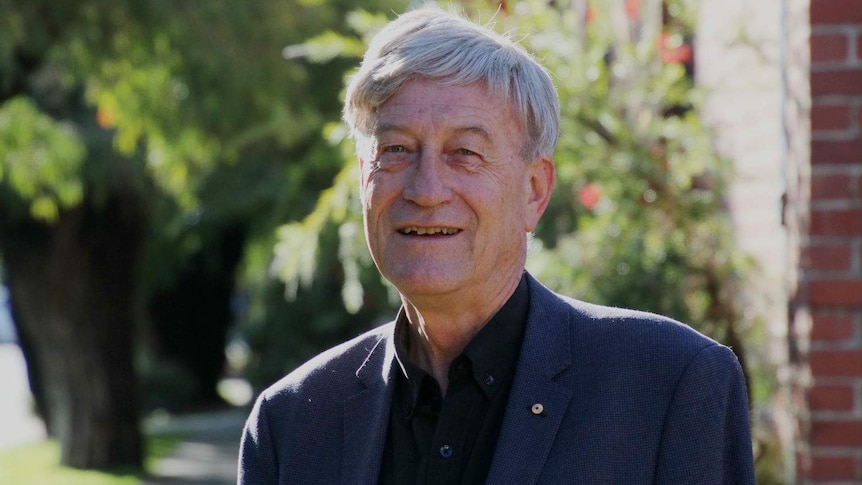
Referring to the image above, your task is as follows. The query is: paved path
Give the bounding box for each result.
[143,408,247,485]
[0,344,46,451]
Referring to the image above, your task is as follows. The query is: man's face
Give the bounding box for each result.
[359,78,553,304]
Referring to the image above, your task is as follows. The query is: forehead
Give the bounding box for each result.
[373,79,522,138]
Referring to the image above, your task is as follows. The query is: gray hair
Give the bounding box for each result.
[343,7,560,161]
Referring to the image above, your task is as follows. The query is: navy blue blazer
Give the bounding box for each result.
[239,274,755,484]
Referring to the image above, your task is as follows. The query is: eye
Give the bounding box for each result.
[448,148,483,173]
[372,144,413,172]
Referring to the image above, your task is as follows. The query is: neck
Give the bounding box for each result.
[400,271,523,393]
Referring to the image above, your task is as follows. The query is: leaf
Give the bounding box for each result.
[283,30,367,63]
[0,97,85,221]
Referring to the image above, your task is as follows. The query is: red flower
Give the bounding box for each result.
[658,32,693,65]
[97,107,115,129]
[625,0,642,20]
[578,183,603,210]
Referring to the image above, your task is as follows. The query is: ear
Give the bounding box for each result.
[524,156,555,232]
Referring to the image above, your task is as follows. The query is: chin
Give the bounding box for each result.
[385,269,466,298]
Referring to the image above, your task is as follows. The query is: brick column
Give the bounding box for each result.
[797,0,862,483]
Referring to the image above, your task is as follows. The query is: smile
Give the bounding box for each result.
[398,226,460,235]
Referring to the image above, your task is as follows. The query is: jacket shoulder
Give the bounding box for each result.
[565,294,717,350]
[531,275,718,353]
[239,323,394,484]
[525,274,731,378]
[259,322,393,403]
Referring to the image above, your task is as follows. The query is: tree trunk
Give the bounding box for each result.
[1,191,144,469]
[148,224,246,409]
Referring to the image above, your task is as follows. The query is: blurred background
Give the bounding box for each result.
[0,0,858,484]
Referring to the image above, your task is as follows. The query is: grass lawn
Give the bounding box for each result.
[0,433,182,485]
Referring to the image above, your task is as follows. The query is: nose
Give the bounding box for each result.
[402,149,452,206]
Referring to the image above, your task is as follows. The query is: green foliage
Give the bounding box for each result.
[237,6,405,389]
[267,9,398,311]
[0,97,84,220]
[1,0,386,221]
[283,9,395,62]
[0,0,406,414]
[128,0,403,291]
[271,131,370,312]
[242,254,394,389]
[0,0,400,285]
[513,0,746,331]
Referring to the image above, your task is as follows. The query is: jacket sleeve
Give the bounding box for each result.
[238,392,279,485]
[654,344,755,485]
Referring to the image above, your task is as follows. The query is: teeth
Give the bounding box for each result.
[401,226,459,235]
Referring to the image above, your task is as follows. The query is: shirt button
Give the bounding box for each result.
[484,374,495,386]
[439,444,453,458]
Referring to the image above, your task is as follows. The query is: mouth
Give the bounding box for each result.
[398,226,461,236]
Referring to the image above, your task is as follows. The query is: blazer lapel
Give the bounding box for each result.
[486,275,574,485]
[342,329,396,485]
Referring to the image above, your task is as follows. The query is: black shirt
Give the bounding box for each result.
[378,274,530,485]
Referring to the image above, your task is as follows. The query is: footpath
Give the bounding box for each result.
[142,407,247,485]
[0,344,47,450]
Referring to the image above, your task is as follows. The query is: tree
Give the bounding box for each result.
[0,2,153,466]
[0,0,397,469]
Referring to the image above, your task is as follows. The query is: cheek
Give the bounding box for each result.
[362,190,380,225]
[360,178,378,222]
[362,180,395,226]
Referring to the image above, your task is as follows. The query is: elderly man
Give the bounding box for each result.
[239,7,755,485]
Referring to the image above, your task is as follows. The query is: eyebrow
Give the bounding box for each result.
[371,123,408,137]
[372,123,492,142]
[453,126,492,140]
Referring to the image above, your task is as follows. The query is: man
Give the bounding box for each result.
[239,7,755,485]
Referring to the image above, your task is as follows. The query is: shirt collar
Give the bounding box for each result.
[392,273,530,410]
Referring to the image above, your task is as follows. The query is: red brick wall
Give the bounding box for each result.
[799,0,862,482]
